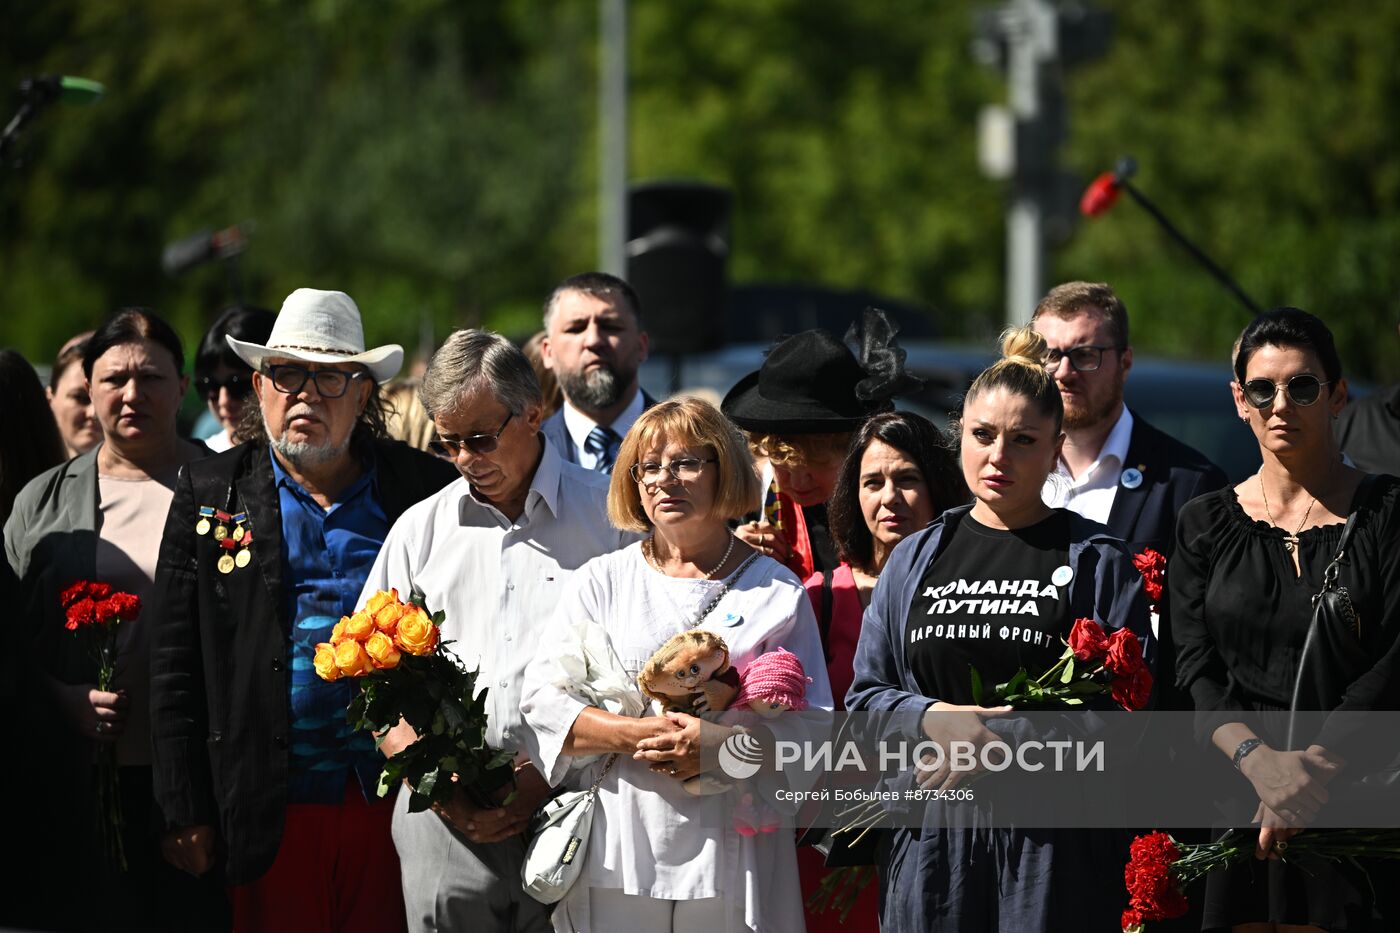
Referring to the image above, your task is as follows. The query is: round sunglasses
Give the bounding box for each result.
[1240,374,1331,410]
[197,373,254,400]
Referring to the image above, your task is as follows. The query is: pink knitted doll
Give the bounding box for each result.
[731,648,811,835]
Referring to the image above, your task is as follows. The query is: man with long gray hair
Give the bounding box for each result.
[539,271,654,472]
[362,328,635,932]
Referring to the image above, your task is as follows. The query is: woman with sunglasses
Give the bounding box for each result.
[1171,308,1400,932]
[194,305,275,451]
[523,396,833,932]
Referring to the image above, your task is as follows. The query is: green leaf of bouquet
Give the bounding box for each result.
[970,667,984,705]
[416,766,440,799]
[487,747,516,769]
[1060,658,1075,684]
[1007,670,1027,692]
[431,610,446,627]
[406,790,433,813]
[1067,679,1103,694]
[1061,697,1084,705]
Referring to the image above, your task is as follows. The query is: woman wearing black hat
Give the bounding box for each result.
[722,310,921,585]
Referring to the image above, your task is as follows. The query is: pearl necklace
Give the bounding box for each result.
[646,534,736,579]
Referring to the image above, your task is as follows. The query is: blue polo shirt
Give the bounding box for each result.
[271,453,389,805]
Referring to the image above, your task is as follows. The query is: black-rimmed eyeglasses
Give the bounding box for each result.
[433,412,514,456]
[1042,345,1122,374]
[264,364,365,399]
[1240,374,1331,410]
[629,457,717,484]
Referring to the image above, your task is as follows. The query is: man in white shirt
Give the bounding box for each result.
[1032,282,1225,714]
[538,272,654,472]
[363,329,636,932]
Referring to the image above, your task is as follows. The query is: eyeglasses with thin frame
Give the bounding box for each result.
[197,373,254,399]
[434,412,514,456]
[629,457,718,484]
[1042,345,1122,374]
[1240,374,1331,410]
[264,364,365,399]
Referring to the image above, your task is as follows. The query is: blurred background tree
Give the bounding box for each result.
[2,0,1397,380]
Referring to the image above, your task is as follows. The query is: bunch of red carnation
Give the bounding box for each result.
[60,580,141,632]
[1132,548,1166,613]
[1121,831,1189,931]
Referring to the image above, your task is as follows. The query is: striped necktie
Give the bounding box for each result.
[584,425,622,473]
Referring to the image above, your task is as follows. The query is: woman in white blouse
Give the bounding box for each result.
[523,396,833,933]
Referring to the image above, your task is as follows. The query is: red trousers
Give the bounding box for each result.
[231,781,407,933]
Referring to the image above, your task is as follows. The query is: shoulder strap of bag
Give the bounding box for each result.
[1286,472,1379,747]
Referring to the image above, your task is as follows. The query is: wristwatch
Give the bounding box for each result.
[1232,737,1264,771]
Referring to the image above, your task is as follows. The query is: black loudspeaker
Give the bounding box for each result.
[626,181,731,355]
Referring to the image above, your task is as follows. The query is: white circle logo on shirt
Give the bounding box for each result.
[718,731,765,779]
[1051,565,1074,587]
[1120,467,1143,490]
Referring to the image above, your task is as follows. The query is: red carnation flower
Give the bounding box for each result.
[1132,548,1166,605]
[1068,617,1110,662]
[87,581,113,601]
[65,598,96,630]
[1122,832,1189,926]
[59,580,90,608]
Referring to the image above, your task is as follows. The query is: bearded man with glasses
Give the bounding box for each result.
[151,288,457,932]
[1032,283,1226,712]
[361,328,636,933]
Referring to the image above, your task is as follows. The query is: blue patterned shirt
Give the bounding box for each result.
[271,453,388,805]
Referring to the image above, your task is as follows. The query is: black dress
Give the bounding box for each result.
[1170,474,1400,931]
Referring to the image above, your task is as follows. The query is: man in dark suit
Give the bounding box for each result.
[150,289,456,932]
[1032,283,1227,699]
[538,272,654,472]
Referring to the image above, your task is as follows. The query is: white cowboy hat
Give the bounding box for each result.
[226,288,403,383]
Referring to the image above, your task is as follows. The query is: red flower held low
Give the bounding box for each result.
[1105,628,1145,677]
[1068,617,1110,661]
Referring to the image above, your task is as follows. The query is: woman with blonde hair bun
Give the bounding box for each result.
[847,325,1152,931]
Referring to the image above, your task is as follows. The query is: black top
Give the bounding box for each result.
[1170,475,1400,745]
[906,511,1072,704]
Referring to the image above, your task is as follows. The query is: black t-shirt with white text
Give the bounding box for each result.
[906,511,1073,704]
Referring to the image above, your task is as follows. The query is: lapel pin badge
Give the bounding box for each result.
[1120,467,1143,490]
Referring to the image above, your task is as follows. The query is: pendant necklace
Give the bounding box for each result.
[1258,473,1317,554]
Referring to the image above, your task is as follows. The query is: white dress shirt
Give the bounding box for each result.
[561,387,646,470]
[522,544,833,933]
[1042,405,1134,525]
[358,438,636,754]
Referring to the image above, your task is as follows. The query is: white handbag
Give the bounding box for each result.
[521,753,617,904]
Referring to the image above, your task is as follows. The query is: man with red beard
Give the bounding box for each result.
[1032,282,1226,559]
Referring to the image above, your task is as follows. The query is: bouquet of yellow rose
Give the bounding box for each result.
[314,587,515,812]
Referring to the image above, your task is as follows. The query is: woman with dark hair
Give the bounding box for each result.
[47,330,103,457]
[4,308,222,931]
[847,325,1151,931]
[800,410,965,932]
[195,305,275,451]
[0,349,67,526]
[1171,307,1399,932]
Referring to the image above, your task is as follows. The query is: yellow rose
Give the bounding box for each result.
[344,610,375,642]
[365,630,402,670]
[364,588,399,616]
[373,601,404,635]
[394,606,438,656]
[313,643,341,681]
[333,638,374,678]
[330,617,349,646]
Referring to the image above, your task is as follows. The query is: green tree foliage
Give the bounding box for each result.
[2,1,1397,380]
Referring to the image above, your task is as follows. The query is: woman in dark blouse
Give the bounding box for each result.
[1171,308,1400,932]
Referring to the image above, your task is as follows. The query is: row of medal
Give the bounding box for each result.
[196,507,254,574]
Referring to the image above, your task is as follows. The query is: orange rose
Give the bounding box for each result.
[330,617,349,645]
[344,610,375,642]
[365,631,402,670]
[373,601,404,635]
[364,588,400,616]
[333,638,374,678]
[313,643,341,681]
[394,606,438,656]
